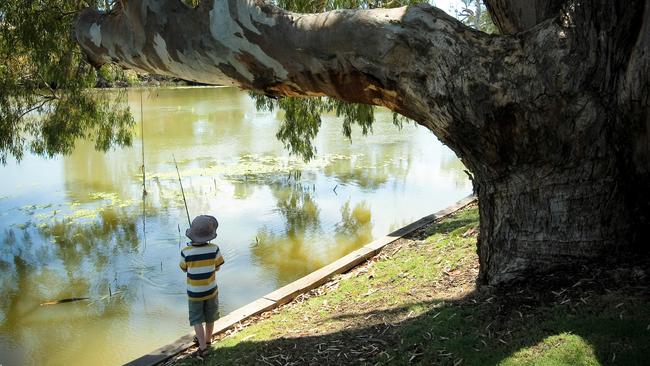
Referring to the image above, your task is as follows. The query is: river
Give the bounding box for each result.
[0,86,471,365]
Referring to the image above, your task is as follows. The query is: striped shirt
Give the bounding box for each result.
[179,243,225,301]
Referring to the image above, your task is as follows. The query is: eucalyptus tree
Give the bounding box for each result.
[8,0,650,285]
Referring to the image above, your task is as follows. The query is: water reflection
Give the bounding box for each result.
[0,231,134,365]
[440,152,472,188]
[272,180,320,235]
[334,201,373,256]
[251,178,375,286]
[252,180,323,283]
[0,204,140,315]
[0,87,471,366]
[41,207,139,271]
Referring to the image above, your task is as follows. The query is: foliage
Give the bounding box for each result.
[456,0,498,33]
[0,0,133,164]
[251,0,420,160]
[97,64,141,87]
[254,94,377,160]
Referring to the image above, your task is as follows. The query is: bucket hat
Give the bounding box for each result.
[186,215,218,243]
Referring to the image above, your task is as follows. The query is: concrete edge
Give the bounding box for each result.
[124,195,477,366]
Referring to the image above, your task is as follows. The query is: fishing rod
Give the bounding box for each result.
[173,154,192,227]
[141,90,147,253]
[141,90,147,196]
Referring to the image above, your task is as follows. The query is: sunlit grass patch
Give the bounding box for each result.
[500,333,599,366]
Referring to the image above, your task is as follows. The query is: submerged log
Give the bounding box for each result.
[40,297,90,306]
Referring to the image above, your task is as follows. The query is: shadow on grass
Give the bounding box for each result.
[181,264,649,366]
[175,206,648,366]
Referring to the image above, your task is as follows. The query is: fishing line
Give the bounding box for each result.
[140,90,146,196]
[173,154,192,227]
[140,89,147,253]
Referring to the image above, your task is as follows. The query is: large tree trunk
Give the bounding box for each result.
[477,162,632,284]
[74,0,650,285]
[474,0,650,284]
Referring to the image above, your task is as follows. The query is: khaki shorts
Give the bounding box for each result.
[188,296,220,326]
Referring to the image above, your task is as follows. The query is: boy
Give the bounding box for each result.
[179,215,225,358]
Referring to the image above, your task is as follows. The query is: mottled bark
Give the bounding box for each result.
[75,0,650,285]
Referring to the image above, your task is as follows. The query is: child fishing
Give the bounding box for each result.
[173,156,224,358]
[180,215,225,358]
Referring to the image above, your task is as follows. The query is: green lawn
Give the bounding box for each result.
[174,206,650,366]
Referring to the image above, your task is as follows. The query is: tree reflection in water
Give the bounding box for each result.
[252,180,323,284]
[333,201,373,257]
[252,178,374,286]
[0,205,143,365]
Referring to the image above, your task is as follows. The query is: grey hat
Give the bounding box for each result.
[186,215,218,243]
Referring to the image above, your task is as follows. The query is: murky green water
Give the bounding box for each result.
[0,87,470,365]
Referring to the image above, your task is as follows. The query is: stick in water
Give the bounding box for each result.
[173,154,192,227]
[40,297,90,306]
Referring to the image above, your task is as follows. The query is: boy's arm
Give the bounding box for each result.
[215,247,225,272]
[179,250,187,272]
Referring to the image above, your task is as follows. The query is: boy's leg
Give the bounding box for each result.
[189,300,207,350]
[205,321,214,344]
[194,323,207,349]
[204,295,220,345]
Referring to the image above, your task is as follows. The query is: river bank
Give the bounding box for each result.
[0,86,473,366]
[93,65,198,88]
[171,203,649,366]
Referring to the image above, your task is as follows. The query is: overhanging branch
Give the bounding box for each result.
[76,0,571,173]
[75,0,502,109]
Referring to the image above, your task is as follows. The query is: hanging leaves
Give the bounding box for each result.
[0,0,133,164]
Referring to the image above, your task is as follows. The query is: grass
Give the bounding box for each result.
[172,205,650,366]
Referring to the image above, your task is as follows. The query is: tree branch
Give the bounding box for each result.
[75,0,571,174]
[75,0,499,107]
[15,96,56,122]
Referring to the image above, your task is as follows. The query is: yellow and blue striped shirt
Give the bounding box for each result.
[179,243,225,301]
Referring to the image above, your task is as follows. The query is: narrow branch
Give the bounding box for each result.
[36,72,58,99]
[15,96,56,121]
